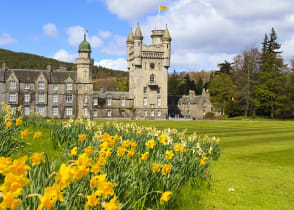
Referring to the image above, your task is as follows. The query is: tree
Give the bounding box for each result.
[209,73,234,114]
[255,28,287,118]
[218,60,233,74]
[195,78,203,95]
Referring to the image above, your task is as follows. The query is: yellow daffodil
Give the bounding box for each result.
[161,164,172,175]
[33,131,42,139]
[145,139,155,149]
[141,152,149,160]
[78,134,87,142]
[0,157,12,174]
[199,157,208,167]
[127,149,135,159]
[20,129,29,139]
[117,146,126,156]
[6,121,12,129]
[15,117,22,126]
[0,192,21,210]
[152,163,162,173]
[85,192,100,210]
[30,152,44,166]
[8,156,31,176]
[165,150,174,160]
[160,191,172,202]
[70,147,78,156]
[104,196,120,210]
[84,146,93,156]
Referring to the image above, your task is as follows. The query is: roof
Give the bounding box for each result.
[169,95,202,104]
[134,23,143,40]
[0,69,76,83]
[93,90,131,99]
[126,28,134,44]
[162,25,172,41]
[78,34,92,53]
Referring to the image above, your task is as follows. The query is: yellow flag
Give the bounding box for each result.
[160,5,167,11]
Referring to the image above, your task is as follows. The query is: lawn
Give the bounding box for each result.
[24,120,294,210]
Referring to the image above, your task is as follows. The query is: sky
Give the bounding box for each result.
[1,0,294,72]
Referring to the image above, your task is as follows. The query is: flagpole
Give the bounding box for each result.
[158,5,160,30]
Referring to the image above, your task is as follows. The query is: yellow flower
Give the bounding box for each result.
[104,196,120,210]
[90,174,107,188]
[84,146,93,156]
[165,150,174,160]
[85,192,100,210]
[117,146,126,156]
[20,129,29,139]
[145,139,155,149]
[141,152,149,160]
[173,144,181,153]
[158,133,168,144]
[73,165,89,180]
[122,140,131,148]
[97,156,107,166]
[75,153,92,167]
[130,140,137,149]
[8,156,31,176]
[127,149,135,159]
[161,164,172,175]
[152,163,162,173]
[78,134,87,142]
[47,119,51,123]
[199,157,208,167]
[160,191,172,202]
[55,164,75,189]
[15,117,22,126]
[0,173,30,196]
[180,144,186,153]
[0,192,21,210]
[30,152,44,166]
[70,147,78,156]
[91,162,101,174]
[37,184,64,210]
[96,181,117,199]
[33,131,42,139]
[6,121,12,129]
[0,157,11,174]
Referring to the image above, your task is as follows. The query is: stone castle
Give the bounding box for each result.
[0,24,218,120]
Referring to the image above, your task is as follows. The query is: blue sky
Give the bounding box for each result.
[1,0,294,71]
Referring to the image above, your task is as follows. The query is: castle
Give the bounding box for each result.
[0,24,218,120]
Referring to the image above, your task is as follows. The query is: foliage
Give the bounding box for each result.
[204,112,215,119]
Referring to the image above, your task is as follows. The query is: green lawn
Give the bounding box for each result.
[24,120,294,209]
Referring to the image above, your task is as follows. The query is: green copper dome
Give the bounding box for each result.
[78,34,92,52]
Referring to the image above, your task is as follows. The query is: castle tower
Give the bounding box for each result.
[76,34,94,119]
[127,24,172,119]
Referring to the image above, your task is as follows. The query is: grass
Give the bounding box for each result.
[21,120,294,209]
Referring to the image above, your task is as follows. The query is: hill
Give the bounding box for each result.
[0,48,129,91]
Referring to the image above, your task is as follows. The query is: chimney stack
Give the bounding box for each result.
[2,62,6,71]
[47,64,52,71]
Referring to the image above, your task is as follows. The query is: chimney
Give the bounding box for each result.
[47,64,52,71]
[2,62,6,71]
[100,88,104,93]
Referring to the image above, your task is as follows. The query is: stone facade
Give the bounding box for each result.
[0,25,218,120]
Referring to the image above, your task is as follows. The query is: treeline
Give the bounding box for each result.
[208,28,294,119]
[168,71,211,95]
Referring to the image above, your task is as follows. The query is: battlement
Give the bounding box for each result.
[142,51,164,59]
[151,30,164,45]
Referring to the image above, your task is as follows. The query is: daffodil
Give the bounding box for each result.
[145,139,155,149]
[104,196,120,210]
[165,150,174,160]
[15,117,22,126]
[160,191,172,202]
[152,163,162,173]
[141,152,149,160]
[33,131,42,139]
[30,152,44,166]
[70,147,78,156]
[20,129,29,139]
[161,164,172,175]
[78,134,87,142]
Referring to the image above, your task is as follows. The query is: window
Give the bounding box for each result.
[203,110,206,116]
[24,83,30,89]
[107,110,112,117]
[121,99,126,106]
[38,94,45,103]
[144,110,148,117]
[157,87,161,94]
[107,98,112,106]
[84,107,88,116]
[37,106,45,115]
[24,106,30,116]
[143,97,147,106]
[150,74,155,84]
[93,98,98,106]
[53,94,58,103]
[84,94,88,104]
[144,87,147,94]
[53,84,58,91]
[9,81,16,89]
[93,111,98,117]
[66,83,72,91]
[158,111,161,117]
[52,107,58,116]
[187,110,191,115]
[151,110,155,117]
[157,97,161,106]
[66,95,73,103]
[65,107,73,116]
[9,93,16,102]
[85,84,88,91]
[38,81,45,90]
[24,94,30,103]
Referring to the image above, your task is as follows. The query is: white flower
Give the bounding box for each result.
[228,187,235,192]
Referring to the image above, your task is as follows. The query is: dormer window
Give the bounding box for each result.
[144,87,147,94]
[9,81,16,89]
[107,97,112,106]
[84,94,88,104]
[38,81,45,90]
[150,74,155,84]
[24,83,30,89]
[66,83,72,91]
[53,84,58,91]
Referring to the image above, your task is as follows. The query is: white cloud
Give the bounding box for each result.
[67,26,103,48]
[95,58,127,71]
[0,33,17,45]
[99,31,111,39]
[53,49,77,62]
[102,0,163,20]
[101,35,125,55]
[43,23,58,37]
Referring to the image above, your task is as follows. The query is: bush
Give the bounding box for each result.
[204,112,216,119]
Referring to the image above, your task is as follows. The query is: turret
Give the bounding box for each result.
[133,23,143,67]
[162,25,172,67]
[76,34,93,83]
[126,28,134,70]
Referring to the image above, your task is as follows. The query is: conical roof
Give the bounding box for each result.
[126,28,134,44]
[78,34,92,52]
[134,23,143,40]
[162,25,172,41]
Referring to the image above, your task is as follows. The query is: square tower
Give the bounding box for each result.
[127,24,172,119]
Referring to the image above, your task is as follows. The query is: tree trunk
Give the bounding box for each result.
[270,97,274,118]
[245,65,250,118]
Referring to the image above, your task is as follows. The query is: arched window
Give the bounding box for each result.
[150,74,155,84]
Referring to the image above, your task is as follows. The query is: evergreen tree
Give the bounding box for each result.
[195,78,203,95]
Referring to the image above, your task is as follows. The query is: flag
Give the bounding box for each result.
[159,5,167,11]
